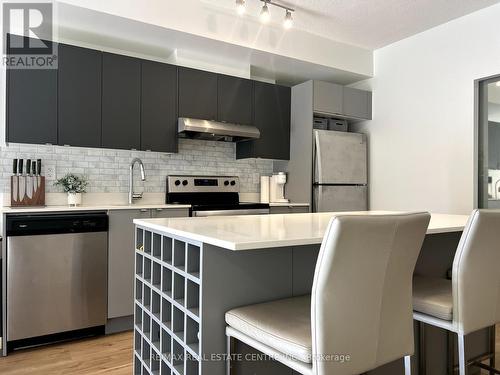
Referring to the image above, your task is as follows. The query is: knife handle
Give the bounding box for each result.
[19,159,23,175]
[31,161,36,176]
[37,159,42,175]
[13,159,17,175]
[26,159,31,175]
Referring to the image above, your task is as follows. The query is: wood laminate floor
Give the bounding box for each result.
[0,332,133,375]
[0,327,498,374]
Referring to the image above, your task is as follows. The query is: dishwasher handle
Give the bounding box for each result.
[6,212,108,236]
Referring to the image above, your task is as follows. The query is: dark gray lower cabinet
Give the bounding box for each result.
[269,205,310,214]
[150,207,188,218]
[102,53,141,150]
[58,44,102,147]
[107,208,189,320]
[237,81,291,160]
[7,67,57,145]
[141,61,178,152]
[108,209,150,320]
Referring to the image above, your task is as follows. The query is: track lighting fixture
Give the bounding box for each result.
[283,9,293,29]
[236,0,295,29]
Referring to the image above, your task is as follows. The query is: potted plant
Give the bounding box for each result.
[54,173,88,206]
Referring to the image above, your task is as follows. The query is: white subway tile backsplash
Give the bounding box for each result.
[0,139,273,194]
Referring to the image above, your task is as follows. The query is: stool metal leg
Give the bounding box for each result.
[447,330,454,375]
[226,334,232,375]
[458,333,466,375]
[404,355,412,375]
[419,321,427,375]
[490,326,497,375]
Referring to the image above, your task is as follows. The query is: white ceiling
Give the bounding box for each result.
[55,3,369,86]
[217,0,500,49]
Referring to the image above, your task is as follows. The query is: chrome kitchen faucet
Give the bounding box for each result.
[129,158,146,204]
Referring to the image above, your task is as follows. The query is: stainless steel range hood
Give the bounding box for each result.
[178,118,260,142]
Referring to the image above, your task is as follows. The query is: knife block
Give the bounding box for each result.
[10,176,45,207]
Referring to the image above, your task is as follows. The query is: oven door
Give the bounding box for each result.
[192,208,270,217]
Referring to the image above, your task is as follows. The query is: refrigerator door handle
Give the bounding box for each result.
[314,131,322,184]
[314,185,322,212]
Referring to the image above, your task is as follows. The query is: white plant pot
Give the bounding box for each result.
[67,192,82,206]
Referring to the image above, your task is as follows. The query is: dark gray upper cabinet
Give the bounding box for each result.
[141,61,178,153]
[217,75,253,126]
[178,67,218,121]
[237,81,291,160]
[343,87,372,120]
[6,37,294,155]
[102,53,141,150]
[58,44,102,148]
[7,67,57,145]
[6,37,57,145]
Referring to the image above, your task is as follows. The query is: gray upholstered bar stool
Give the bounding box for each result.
[225,212,431,375]
[413,209,500,374]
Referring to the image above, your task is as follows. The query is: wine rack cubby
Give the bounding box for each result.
[134,228,201,375]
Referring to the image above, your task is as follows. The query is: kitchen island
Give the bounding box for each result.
[133,211,478,375]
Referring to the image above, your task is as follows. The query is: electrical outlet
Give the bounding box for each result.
[46,166,56,180]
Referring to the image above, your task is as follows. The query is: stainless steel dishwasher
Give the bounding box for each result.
[5,212,108,344]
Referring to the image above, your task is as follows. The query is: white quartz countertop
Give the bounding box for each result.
[1,203,191,214]
[134,211,469,251]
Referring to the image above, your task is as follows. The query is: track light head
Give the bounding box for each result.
[236,0,246,15]
[260,2,271,23]
[283,9,293,29]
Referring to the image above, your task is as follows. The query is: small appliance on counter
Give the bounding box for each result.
[260,176,270,203]
[270,172,289,203]
[10,159,45,207]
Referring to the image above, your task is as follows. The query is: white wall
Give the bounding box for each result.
[352,3,500,214]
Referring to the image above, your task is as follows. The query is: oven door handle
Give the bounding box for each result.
[193,209,270,217]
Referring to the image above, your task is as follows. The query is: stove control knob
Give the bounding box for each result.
[182,180,188,186]
[230,180,236,186]
[174,180,181,186]
[224,180,229,186]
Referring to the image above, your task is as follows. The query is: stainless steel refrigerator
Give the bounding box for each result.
[313,129,368,212]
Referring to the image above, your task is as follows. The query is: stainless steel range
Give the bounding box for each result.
[166,175,269,217]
